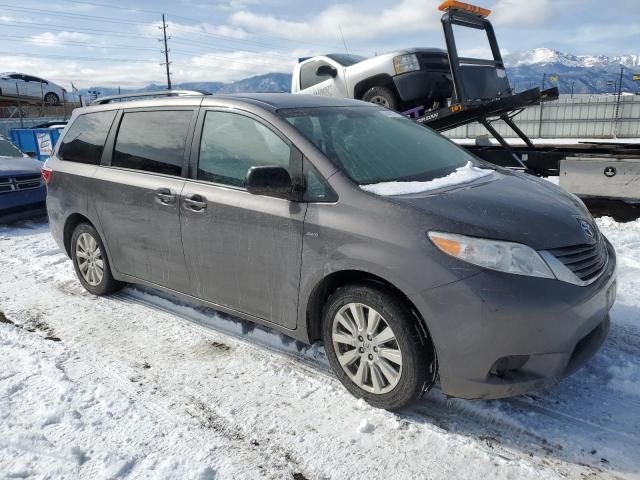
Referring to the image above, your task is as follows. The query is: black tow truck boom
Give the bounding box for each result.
[406,0,561,173]
[409,1,640,181]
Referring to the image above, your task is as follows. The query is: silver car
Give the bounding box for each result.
[0,72,66,105]
[44,93,616,410]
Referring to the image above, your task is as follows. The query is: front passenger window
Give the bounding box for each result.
[198,111,291,188]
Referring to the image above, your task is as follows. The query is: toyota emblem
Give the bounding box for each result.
[579,219,595,239]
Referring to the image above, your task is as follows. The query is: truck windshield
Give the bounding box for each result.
[0,138,23,157]
[325,54,366,66]
[280,106,482,185]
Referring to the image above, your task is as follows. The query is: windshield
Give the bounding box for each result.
[325,53,366,66]
[280,106,481,185]
[0,138,23,157]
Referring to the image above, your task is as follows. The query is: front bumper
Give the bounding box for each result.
[410,240,617,400]
[392,70,452,104]
[0,187,47,224]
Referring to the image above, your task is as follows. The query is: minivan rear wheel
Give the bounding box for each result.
[322,284,434,410]
[71,223,122,296]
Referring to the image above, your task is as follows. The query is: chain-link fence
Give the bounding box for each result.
[0,99,81,137]
[444,94,640,139]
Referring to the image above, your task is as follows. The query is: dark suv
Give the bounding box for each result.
[44,92,616,410]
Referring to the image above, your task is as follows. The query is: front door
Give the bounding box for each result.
[181,109,306,329]
[299,60,347,98]
[93,108,196,292]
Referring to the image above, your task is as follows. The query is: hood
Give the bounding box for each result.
[392,170,596,250]
[0,156,43,177]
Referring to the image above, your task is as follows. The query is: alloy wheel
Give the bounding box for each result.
[75,232,104,286]
[331,303,403,394]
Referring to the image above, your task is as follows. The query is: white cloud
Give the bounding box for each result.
[230,0,441,42]
[0,49,295,89]
[138,21,248,40]
[491,0,552,26]
[29,31,91,48]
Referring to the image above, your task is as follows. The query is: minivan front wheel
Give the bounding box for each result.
[71,223,122,296]
[322,284,434,410]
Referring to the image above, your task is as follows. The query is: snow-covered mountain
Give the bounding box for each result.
[503,48,639,94]
[504,47,640,69]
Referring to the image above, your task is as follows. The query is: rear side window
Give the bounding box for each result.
[197,111,291,188]
[58,110,116,164]
[112,110,192,176]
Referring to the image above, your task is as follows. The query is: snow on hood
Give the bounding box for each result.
[360,162,493,196]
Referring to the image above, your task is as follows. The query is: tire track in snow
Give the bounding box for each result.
[113,287,633,478]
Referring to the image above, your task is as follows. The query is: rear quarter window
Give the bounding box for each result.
[58,110,117,165]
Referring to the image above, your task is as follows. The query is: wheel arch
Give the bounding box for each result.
[305,269,432,346]
[353,74,398,101]
[62,213,94,257]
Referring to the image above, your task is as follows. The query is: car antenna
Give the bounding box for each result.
[339,25,349,53]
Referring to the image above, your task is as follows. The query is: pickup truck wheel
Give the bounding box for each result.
[362,86,398,110]
[322,284,435,410]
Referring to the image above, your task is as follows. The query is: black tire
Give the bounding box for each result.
[70,223,123,296]
[322,284,435,410]
[44,92,59,106]
[362,86,399,110]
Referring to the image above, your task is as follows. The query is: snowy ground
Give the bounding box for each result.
[0,218,639,479]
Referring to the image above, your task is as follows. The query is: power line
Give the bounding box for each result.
[0,34,295,69]
[0,19,156,39]
[65,0,350,51]
[0,35,160,52]
[0,3,371,57]
[0,3,145,25]
[0,51,158,63]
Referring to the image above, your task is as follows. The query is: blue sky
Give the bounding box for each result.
[0,0,638,88]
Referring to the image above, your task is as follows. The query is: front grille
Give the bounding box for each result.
[417,53,450,71]
[15,174,42,190]
[0,174,43,193]
[0,177,12,193]
[547,235,608,282]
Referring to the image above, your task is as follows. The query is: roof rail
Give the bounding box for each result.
[90,89,208,105]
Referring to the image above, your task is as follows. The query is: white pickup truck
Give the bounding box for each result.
[291,49,453,112]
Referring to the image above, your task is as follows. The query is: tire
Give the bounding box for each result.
[70,223,123,296]
[322,284,435,410]
[44,92,59,106]
[362,86,399,110]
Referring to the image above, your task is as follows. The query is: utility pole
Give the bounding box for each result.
[541,72,546,90]
[159,14,172,90]
[570,81,575,99]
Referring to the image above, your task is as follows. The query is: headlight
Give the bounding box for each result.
[428,231,555,279]
[393,54,420,74]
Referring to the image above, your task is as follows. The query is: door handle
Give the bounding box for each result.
[155,188,176,205]
[183,194,207,212]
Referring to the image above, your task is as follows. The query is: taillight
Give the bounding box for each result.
[42,167,53,185]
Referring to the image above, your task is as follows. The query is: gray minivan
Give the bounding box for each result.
[44,92,616,410]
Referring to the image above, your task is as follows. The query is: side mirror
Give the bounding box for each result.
[245,166,293,196]
[316,65,338,78]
